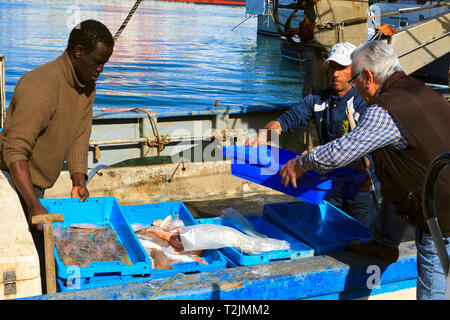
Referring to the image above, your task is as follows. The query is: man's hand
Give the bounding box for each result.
[245,130,268,147]
[279,156,305,188]
[71,185,89,202]
[245,121,282,147]
[28,201,49,231]
[71,172,89,202]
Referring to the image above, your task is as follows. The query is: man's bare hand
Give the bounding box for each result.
[71,185,89,202]
[71,172,89,202]
[245,130,268,147]
[245,121,282,147]
[28,201,48,231]
[279,156,304,188]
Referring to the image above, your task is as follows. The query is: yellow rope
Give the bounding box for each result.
[149,273,184,300]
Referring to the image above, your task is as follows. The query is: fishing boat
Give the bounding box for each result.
[251,0,449,84]
[8,156,418,300]
[0,80,419,300]
[0,0,448,302]
[253,0,448,37]
[0,96,420,300]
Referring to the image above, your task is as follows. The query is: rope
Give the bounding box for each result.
[149,273,184,300]
[133,108,171,157]
[231,14,254,31]
[113,0,143,42]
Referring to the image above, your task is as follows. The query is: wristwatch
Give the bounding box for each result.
[298,154,308,172]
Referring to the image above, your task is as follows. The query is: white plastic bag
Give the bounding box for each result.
[179,224,290,255]
[219,208,267,238]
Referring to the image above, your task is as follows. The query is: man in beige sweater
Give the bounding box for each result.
[0,20,114,227]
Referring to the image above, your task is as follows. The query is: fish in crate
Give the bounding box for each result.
[54,223,131,267]
[132,214,208,270]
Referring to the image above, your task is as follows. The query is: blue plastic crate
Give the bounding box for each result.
[223,145,367,204]
[231,162,332,204]
[263,201,371,255]
[223,144,296,169]
[39,197,151,279]
[121,201,228,277]
[195,215,314,266]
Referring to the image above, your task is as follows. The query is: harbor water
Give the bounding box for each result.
[0,0,303,112]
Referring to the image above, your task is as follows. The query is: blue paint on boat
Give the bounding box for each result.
[23,196,418,301]
[24,240,417,300]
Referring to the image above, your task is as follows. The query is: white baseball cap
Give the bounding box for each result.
[325,42,357,66]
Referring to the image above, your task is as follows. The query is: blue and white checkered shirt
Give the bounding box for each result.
[304,104,408,173]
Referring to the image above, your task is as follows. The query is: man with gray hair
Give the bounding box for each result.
[246,42,380,227]
[279,40,450,299]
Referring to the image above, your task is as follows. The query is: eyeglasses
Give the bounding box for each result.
[348,71,362,86]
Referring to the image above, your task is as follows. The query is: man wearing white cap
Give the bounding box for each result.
[246,42,380,227]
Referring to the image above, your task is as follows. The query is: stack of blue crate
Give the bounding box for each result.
[39,197,152,291]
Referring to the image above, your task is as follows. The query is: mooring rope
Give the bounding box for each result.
[113,0,143,42]
[132,108,171,157]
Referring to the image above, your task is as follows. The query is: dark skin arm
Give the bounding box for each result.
[9,161,89,225]
[9,159,48,226]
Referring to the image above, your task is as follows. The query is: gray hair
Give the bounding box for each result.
[350,41,402,83]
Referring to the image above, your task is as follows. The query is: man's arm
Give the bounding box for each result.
[276,94,316,134]
[245,94,317,147]
[2,75,56,224]
[66,97,94,202]
[2,77,56,169]
[9,159,48,223]
[280,105,406,188]
[304,105,406,172]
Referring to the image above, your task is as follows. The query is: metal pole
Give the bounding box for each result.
[398,32,450,58]
[318,2,450,29]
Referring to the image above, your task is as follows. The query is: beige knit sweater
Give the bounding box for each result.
[0,51,95,189]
